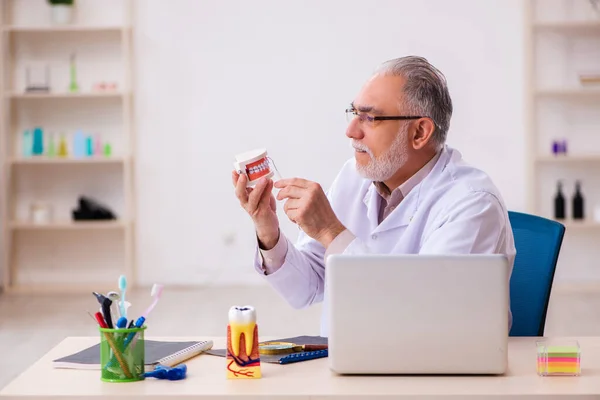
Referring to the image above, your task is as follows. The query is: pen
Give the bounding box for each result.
[124,316,145,347]
[93,311,108,328]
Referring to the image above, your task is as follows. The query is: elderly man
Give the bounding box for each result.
[232,56,515,336]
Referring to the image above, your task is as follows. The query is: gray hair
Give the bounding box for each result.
[374,56,453,147]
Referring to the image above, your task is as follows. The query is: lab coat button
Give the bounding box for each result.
[372,234,377,240]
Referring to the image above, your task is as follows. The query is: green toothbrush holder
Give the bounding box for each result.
[99,326,146,382]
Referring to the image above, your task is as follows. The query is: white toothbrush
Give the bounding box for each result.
[142,283,164,321]
[118,275,127,319]
[131,284,163,349]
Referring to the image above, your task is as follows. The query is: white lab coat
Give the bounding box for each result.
[254,145,516,337]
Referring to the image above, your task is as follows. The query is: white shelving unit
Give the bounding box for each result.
[0,0,135,293]
[526,0,600,286]
[527,1,600,222]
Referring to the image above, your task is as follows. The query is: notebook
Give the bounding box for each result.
[205,335,328,364]
[52,340,213,372]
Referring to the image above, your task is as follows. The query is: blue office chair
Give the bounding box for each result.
[508,211,565,337]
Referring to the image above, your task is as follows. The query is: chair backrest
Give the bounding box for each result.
[508,211,565,336]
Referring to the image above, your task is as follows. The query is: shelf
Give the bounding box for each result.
[10,156,126,165]
[3,25,128,33]
[536,155,600,163]
[535,88,600,98]
[0,1,135,293]
[7,91,126,99]
[534,20,600,34]
[10,220,128,231]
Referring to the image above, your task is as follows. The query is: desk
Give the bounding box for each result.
[2,336,600,399]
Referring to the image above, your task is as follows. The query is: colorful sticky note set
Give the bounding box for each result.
[536,341,581,376]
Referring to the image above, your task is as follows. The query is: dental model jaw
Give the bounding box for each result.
[228,306,257,357]
[233,149,275,186]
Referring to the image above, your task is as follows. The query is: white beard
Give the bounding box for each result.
[352,125,409,182]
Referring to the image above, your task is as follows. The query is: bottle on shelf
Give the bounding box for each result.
[58,134,69,157]
[573,180,585,220]
[22,129,32,158]
[47,133,56,157]
[94,134,102,156]
[554,181,565,220]
[86,135,94,156]
[32,127,44,155]
[69,53,79,93]
[73,131,85,157]
[104,142,112,157]
[551,139,568,156]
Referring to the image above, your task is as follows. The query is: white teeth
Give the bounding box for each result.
[245,159,270,175]
[248,162,268,174]
[229,305,257,357]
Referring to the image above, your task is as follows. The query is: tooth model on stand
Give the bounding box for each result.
[226,305,262,379]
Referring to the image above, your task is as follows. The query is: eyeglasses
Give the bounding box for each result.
[345,107,426,125]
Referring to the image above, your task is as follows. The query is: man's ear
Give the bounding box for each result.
[412,118,436,150]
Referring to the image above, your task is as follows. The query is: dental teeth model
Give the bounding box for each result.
[233,148,276,187]
[226,305,262,379]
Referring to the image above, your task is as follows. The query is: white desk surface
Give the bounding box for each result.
[2,336,600,399]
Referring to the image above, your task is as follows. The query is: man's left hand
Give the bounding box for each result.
[274,178,346,248]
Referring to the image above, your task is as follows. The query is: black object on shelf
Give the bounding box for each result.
[554,181,565,220]
[72,196,116,221]
[573,180,585,220]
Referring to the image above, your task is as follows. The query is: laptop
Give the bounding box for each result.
[325,254,510,375]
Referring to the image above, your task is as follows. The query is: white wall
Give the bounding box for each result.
[3,1,598,292]
[133,0,528,286]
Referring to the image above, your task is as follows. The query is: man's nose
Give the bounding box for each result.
[345,118,364,140]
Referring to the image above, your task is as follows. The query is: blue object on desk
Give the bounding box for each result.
[279,349,328,364]
[116,317,128,329]
[144,364,187,380]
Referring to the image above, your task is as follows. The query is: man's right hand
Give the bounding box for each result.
[232,171,280,250]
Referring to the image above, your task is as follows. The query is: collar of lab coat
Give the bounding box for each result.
[362,145,451,234]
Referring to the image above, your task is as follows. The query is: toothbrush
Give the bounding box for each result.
[137,283,164,327]
[118,275,127,319]
[126,284,164,353]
